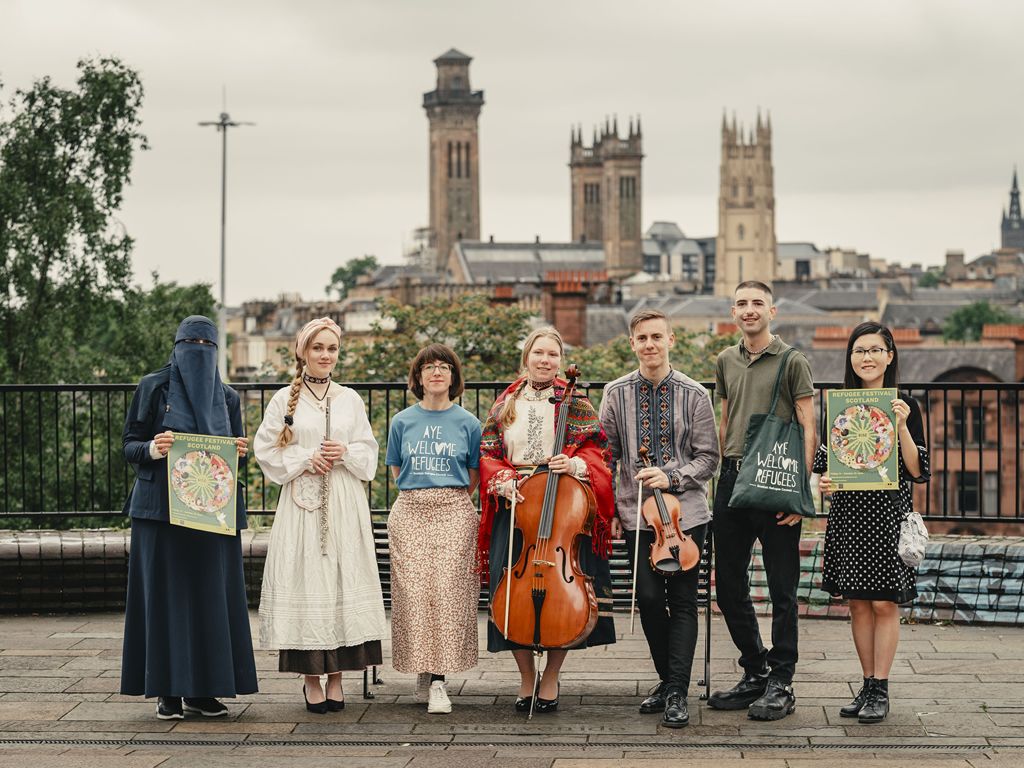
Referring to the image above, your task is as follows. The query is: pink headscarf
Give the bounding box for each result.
[295,317,342,361]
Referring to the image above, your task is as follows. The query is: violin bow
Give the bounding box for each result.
[629,477,643,635]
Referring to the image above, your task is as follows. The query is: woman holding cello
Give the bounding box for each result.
[478,327,616,715]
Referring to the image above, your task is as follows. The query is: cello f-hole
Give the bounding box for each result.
[514,544,535,579]
[556,546,575,584]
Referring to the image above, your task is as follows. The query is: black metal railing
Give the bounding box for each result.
[0,381,1021,523]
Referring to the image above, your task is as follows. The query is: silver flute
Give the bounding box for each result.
[318,398,331,556]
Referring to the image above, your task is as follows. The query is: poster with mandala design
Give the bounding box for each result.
[167,433,239,535]
[826,388,899,491]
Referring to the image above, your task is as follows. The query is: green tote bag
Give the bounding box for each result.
[727,348,815,517]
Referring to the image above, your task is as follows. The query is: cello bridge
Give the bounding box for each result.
[532,559,556,567]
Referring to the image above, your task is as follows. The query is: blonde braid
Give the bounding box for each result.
[498,379,527,427]
[275,358,304,448]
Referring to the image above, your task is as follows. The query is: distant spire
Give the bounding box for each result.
[1009,165,1022,223]
[613,114,619,137]
[636,115,642,136]
[756,107,763,132]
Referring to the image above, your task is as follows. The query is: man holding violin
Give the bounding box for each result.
[599,309,720,728]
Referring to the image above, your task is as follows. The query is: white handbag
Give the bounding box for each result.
[897,511,929,567]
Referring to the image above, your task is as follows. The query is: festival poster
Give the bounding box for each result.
[166,432,239,536]
[826,388,899,491]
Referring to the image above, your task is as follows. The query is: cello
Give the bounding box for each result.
[490,365,599,652]
[637,445,700,574]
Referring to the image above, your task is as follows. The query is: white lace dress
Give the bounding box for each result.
[254,384,388,652]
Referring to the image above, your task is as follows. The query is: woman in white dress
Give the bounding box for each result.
[254,317,387,713]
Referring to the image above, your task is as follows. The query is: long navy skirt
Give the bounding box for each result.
[486,497,616,653]
[121,518,258,698]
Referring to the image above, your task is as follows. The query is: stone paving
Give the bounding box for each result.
[0,611,1022,766]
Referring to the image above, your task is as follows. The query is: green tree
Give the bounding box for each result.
[337,293,533,382]
[326,255,379,300]
[92,274,217,381]
[0,57,147,383]
[942,301,1019,342]
[918,270,942,288]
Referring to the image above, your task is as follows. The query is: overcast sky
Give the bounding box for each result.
[2,0,1022,304]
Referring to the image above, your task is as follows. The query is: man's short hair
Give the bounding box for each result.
[734,280,773,300]
[628,309,670,336]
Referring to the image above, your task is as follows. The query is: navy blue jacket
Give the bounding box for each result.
[122,375,248,529]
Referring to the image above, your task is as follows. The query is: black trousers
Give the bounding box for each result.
[712,468,802,684]
[624,523,707,696]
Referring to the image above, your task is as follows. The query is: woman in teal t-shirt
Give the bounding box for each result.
[385,343,482,714]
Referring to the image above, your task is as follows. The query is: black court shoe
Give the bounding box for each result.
[514,696,532,712]
[326,697,345,712]
[303,684,328,715]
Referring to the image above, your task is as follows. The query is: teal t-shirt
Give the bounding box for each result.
[385,403,482,490]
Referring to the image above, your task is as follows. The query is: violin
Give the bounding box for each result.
[490,365,599,649]
[638,446,700,575]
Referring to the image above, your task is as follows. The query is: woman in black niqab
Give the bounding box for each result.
[120,316,258,720]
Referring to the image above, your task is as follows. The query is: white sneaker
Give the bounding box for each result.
[427,680,452,714]
[414,672,431,702]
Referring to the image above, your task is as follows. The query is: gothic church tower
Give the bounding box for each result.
[1002,168,1024,250]
[569,117,644,278]
[423,49,484,276]
[714,111,776,296]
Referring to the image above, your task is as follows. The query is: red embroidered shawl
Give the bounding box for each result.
[477,376,614,578]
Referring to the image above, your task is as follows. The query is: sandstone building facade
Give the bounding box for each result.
[714,112,776,295]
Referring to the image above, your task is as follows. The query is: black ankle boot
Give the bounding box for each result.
[858,678,889,723]
[840,677,873,718]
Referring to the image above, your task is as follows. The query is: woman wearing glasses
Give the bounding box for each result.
[814,322,929,724]
[385,344,482,714]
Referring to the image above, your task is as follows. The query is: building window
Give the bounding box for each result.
[738,224,745,240]
[957,471,979,514]
[952,406,986,445]
[957,471,1000,515]
[983,471,999,517]
[456,141,462,178]
[731,178,738,197]
[465,142,471,178]
[747,177,753,197]
[585,182,601,204]
[619,176,636,200]
[447,142,452,178]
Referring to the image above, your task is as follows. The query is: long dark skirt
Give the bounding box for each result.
[121,518,258,698]
[486,498,616,653]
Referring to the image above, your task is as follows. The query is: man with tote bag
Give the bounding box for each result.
[709,281,816,721]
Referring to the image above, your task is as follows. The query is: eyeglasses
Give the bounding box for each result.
[851,346,889,359]
[421,362,453,374]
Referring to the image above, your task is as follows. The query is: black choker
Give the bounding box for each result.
[303,373,331,384]
[528,378,555,390]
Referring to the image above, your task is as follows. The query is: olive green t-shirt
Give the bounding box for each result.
[714,336,815,459]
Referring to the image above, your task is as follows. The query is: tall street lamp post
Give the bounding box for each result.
[199,111,253,378]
